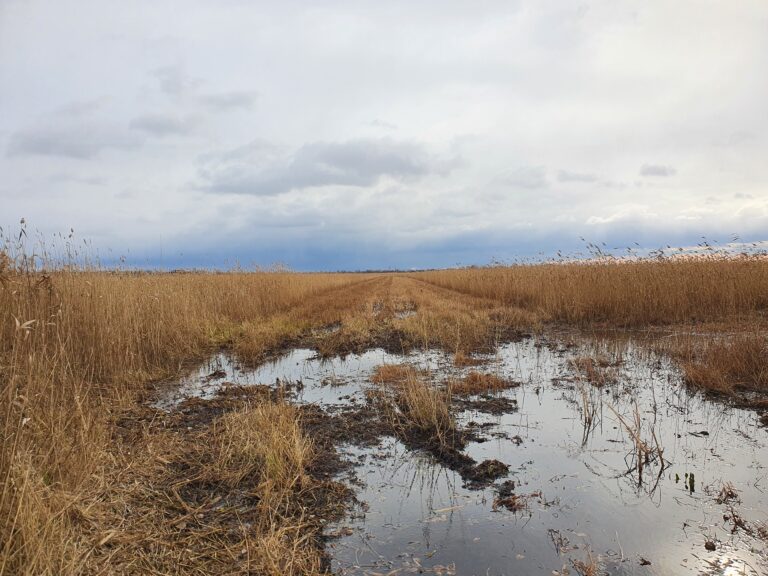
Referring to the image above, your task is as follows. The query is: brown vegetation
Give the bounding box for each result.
[372,372,457,447]
[448,371,519,395]
[370,364,418,384]
[3,247,768,574]
[453,350,486,367]
[680,334,768,394]
[0,262,359,575]
[571,550,602,576]
[569,356,619,387]
[412,257,768,327]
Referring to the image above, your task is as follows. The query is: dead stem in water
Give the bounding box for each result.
[605,401,668,490]
[571,549,602,576]
[569,356,619,387]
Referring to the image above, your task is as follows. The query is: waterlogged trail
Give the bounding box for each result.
[153,276,768,575]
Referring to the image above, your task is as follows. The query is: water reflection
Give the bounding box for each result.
[155,337,767,575]
[330,339,767,575]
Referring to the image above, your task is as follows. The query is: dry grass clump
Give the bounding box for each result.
[715,482,740,505]
[569,356,619,387]
[201,401,329,575]
[95,396,335,576]
[207,402,312,494]
[571,550,602,576]
[371,364,418,384]
[397,376,456,444]
[453,350,486,367]
[681,334,768,394]
[372,372,456,447]
[449,371,518,395]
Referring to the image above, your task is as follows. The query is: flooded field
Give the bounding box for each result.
[157,337,768,576]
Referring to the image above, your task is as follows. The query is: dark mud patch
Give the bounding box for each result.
[299,402,391,453]
[172,384,276,428]
[454,394,519,415]
[380,424,512,489]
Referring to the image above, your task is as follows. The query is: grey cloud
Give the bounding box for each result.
[640,164,676,177]
[557,169,598,183]
[497,166,548,189]
[6,124,141,159]
[53,98,106,117]
[151,65,200,96]
[51,173,107,186]
[201,91,258,110]
[130,113,197,136]
[369,119,398,130]
[199,138,457,196]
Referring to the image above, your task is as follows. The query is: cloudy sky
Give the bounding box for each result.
[1,1,767,270]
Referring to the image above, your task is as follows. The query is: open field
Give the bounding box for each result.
[2,256,768,575]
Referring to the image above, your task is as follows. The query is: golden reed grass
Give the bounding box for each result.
[411,256,768,326]
[448,371,517,395]
[412,257,768,398]
[370,364,455,445]
[2,242,767,573]
[0,252,359,574]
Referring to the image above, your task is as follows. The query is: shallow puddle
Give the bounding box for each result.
[153,346,471,410]
[156,338,767,575]
[330,340,767,575]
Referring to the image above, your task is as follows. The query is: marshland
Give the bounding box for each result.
[5,1,768,574]
[2,249,767,575]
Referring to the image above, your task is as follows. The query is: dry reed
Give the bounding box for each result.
[448,371,518,395]
[412,256,768,327]
[3,236,768,574]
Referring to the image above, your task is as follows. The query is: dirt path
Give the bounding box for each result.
[90,274,523,574]
[230,274,533,361]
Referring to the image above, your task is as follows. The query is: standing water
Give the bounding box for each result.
[156,338,768,575]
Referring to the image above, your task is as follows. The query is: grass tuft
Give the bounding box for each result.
[448,371,518,395]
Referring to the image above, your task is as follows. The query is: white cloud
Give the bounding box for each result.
[201,91,259,110]
[496,166,548,189]
[1,0,767,267]
[640,164,677,177]
[557,170,598,183]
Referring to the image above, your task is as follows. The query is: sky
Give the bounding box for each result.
[1,0,767,270]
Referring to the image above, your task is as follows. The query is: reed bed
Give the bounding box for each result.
[3,243,768,574]
[411,256,768,326]
[0,254,360,575]
[679,333,768,395]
